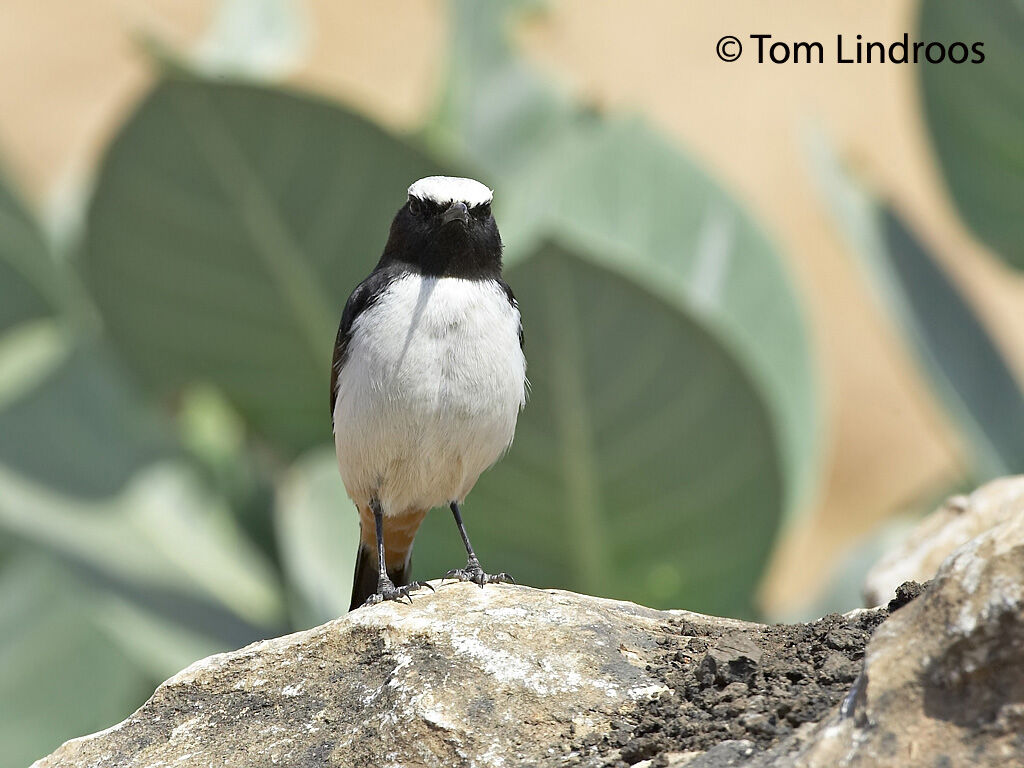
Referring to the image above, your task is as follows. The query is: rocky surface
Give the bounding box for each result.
[35,481,1024,768]
[863,475,1024,607]
[34,584,702,768]
[747,505,1024,768]
[34,584,890,768]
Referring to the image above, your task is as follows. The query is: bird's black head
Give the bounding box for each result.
[379,176,503,280]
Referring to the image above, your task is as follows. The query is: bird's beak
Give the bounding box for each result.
[441,201,470,226]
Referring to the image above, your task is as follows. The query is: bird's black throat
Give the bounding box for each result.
[377,198,504,281]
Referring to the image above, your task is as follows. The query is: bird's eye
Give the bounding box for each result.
[408,196,423,216]
[474,203,491,218]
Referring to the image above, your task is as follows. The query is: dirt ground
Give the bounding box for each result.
[576,582,927,766]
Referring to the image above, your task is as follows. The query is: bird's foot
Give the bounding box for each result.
[363,578,434,607]
[443,558,515,588]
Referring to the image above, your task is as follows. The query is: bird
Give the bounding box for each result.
[331,176,527,610]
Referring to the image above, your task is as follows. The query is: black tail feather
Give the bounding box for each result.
[349,540,412,611]
[349,543,377,611]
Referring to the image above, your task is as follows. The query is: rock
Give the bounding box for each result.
[696,634,763,686]
[863,475,1024,607]
[34,583,880,768]
[759,511,1024,767]
[885,579,929,613]
[33,480,1024,768]
[673,739,758,767]
[30,585,711,768]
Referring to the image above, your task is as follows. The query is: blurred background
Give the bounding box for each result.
[1,0,1023,763]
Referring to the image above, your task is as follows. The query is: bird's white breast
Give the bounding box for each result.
[333,274,526,516]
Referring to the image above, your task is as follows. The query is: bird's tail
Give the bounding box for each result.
[349,542,412,611]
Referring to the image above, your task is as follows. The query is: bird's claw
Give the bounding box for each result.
[443,561,515,588]
[363,579,433,607]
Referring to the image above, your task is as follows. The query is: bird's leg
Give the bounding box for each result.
[443,501,514,587]
[363,498,432,606]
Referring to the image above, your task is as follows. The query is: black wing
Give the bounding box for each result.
[497,278,524,349]
[330,267,401,417]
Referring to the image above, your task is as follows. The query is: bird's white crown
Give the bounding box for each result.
[407,176,493,208]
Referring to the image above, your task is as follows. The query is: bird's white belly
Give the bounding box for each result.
[333,274,526,516]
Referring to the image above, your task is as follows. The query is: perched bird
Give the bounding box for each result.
[331,176,527,610]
